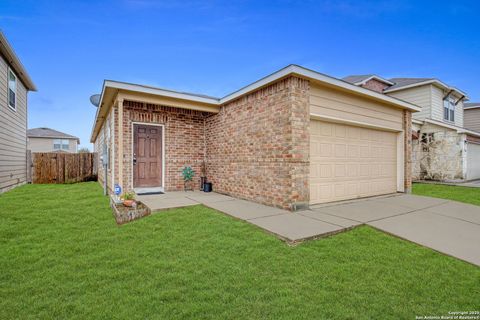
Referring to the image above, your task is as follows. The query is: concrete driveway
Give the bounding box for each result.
[308,194,480,266]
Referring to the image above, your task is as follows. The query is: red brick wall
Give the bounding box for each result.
[120,101,206,192]
[205,76,310,210]
[403,110,412,192]
[362,79,390,93]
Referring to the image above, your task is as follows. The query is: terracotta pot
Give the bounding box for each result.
[123,199,135,207]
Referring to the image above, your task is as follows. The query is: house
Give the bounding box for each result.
[90,65,420,210]
[464,103,480,132]
[0,31,36,193]
[344,74,480,182]
[27,127,80,153]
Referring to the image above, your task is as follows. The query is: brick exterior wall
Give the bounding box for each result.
[205,76,310,210]
[403,110,412,192]
[116,101,207,192]
[91,76,412,209]
[362,79,391,93]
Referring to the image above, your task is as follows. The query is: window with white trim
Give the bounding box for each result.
[8,69,17,110]
[53,139,70,150]
[443,96,455,122]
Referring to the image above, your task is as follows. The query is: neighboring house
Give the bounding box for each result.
[464,103,480,132]
[90,65,420,210]
[0,31,36,193]
[343,74,480,181]
[27,127,80,153]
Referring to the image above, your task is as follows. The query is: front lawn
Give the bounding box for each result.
[1,183,479,319]
[413,183,480,206]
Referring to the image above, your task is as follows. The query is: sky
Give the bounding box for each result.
[1,0,479,150]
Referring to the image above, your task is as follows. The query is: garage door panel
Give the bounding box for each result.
[467,143,480,180]
[310,120,398,204]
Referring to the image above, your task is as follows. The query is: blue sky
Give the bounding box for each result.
[1,0,479,150]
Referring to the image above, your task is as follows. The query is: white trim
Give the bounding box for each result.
[384,79,468,98]
[310,113,402,132]
[464,105,480,110]
[104,80,219,105]
[91,65,422,142]
[397,131,405,192]
[310,114,405,193]
[412,119,423,125]
[422,118,480,138]
[7,67,17,112]
[353,75,394,86]
[111,106,115,191]
[131,122,165,190]
[219,65,421,112]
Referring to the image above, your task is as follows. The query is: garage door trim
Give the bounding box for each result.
[309,113,405,204]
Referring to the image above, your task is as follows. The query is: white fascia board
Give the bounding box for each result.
[412,119,424,125]
[464,105,480,110]
[384,79,469,98]
[103,80,220,105]
[220,65,421,112]
[423,118,480,137]
[354,75,394,86]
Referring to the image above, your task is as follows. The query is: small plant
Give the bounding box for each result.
[181,166,195,181]
[122,192,135,200]
[121,192,136,207]
[181,166,195,191]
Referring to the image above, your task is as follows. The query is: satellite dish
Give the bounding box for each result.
[90,94,101,107]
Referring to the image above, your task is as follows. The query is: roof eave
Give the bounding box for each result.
[384,79,469,99]
[90,65,422,142]
[0,31,37,91]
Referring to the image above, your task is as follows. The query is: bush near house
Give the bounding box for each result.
[0,183,478,319]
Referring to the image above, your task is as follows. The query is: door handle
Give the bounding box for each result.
[133,153,137,165]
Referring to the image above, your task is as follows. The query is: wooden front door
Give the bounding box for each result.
[133,124,163,188]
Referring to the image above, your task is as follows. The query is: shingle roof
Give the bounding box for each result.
[27,127,80,143]
[386,78,434,90]
[342,75,375,84]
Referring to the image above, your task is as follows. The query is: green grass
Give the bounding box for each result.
[1,183,479,319]
[413,183,480,206]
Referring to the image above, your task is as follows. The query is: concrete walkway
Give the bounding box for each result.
[138,191,480,266]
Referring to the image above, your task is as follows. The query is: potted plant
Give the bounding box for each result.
[121,192,136,207]
[181,166,195,191]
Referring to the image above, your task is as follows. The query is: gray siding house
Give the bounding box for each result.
[0,31,36,193]
[27,128,80,153]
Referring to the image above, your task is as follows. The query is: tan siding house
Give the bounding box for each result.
[464,104,480,132]
[343,74,480,181]
[91,65,419,210]
[27,128,80,153]
[0,31,36,193]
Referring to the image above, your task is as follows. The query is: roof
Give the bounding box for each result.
[342,74,393,86]
[91,64,422,142]
[28,127,80,143]
[384,77,468,97]
[465,102,480,110]
[386,78,434,90]
[0,30,36,91]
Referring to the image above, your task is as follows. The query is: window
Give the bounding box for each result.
[443,96,455,122]
[53,139,69,150]
[8,69,16,110]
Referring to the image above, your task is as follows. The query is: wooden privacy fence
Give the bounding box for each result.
[31,152,98,184]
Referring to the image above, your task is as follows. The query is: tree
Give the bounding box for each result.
[78,147,90,153]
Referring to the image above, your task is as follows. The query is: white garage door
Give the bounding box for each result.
[310,120,398,204]
[467,143,480,180]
